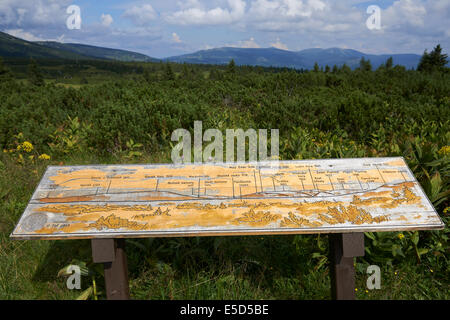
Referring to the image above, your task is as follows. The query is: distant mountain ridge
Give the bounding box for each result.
[0,31,158,62]
[35,41,159,62]
[0,31,90,60]
[167,47,422,70]
[0,30,423,69]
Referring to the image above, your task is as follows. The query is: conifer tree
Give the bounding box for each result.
[181,63,190,79]
[0,57,11,81]
[359,57,372,71]
[227,59,236,74]
[332,65,338,73]
[418,44,448,72]
[341,63,351,73]
[165,62,175,80]
[28,59,44,86]
[313,62,320,72]
[386,57,393,69]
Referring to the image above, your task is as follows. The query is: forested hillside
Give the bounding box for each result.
[0,31,158,62]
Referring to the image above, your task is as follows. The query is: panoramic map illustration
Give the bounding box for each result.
[11,157,444,239]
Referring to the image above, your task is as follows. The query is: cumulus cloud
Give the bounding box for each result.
[122,4,157,25]
[4,28,45,41]
[270,37,288,50]
[383,0,427,29]
[165,0,246,25]
[366,0,450,53]
[0,0,75,43]
[247,0,359,33]
[236,37,260,48]
[176,0,204,10]
[0,0,71,28]
[172,32,182,43]
[101,14,113,27]
[381,0,450,39]
[249,0,326,20]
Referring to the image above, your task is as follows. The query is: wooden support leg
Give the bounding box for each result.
[91,238,130,300]
[328,233,364,300]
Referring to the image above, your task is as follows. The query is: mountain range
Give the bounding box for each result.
[166,46,422,69]
[0,30,423,69]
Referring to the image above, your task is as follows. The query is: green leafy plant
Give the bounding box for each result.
[48,116,92,155]
[124,138,143,160]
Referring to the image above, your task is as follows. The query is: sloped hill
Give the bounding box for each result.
[0,31,90,60]
[36,42,159,62]
[0,31,159,62]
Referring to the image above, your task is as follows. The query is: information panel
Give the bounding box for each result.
[10,157,444,239]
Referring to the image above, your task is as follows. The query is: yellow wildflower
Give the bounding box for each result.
[398,233,404,240]
[438,146,450,156]
[38,154,51,160]
[21,141,33,153]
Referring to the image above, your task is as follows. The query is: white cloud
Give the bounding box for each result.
[4,28,45,41]
[202,44,216,50]
[208,37,260,49]
[270,38,288,50]
[122,4,157,26]
[101,14,113,27]
[237,37,260,48]
[371,0,450,53]
[0,0,71,27]
[246,1,364,35]
[165,0,246,25]
[172,32,182,43]
[248,0,326,21]
[383,0,427,29]
[176,0,204,10]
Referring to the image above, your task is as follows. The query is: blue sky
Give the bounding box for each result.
[0,0,448,58]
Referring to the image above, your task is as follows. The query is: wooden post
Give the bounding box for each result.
[91,238,130,300]
[328,233,364,300]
